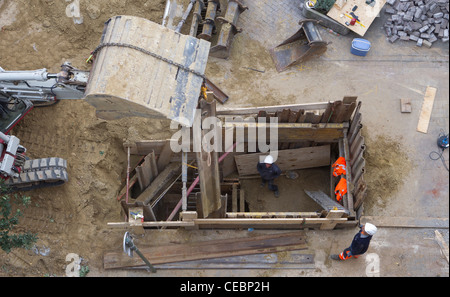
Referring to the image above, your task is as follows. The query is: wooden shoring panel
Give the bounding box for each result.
[221,122,347,143]
[216,102,330,116]
[234,145,331,176]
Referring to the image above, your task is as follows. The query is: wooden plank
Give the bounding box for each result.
[104,232,308,269]
[320,210,346,230]
[361,216,449,229]
[194,217,350,227]
[400,98,412,113]
[150,252,314,269]
[221,121,347,142]
[417,86,437,133]
[234,145,331,176]
[226,212,320,218]
[216,102,331,115]
[327,0,387,36]
[435,230,449,263]
[195,98,222,218]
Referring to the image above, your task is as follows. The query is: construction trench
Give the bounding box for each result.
[0,0,448,277]
[112,99,365,230]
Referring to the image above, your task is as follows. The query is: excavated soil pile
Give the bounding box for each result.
[0,0,171,276]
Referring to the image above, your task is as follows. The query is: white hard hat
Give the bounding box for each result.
[264,155,274,164]
[364,223,377,236]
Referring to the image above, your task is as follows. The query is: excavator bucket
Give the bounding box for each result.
[270,19,329,72]
[84,16,210,127]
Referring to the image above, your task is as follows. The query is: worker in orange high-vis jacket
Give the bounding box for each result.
[331,223,377,261]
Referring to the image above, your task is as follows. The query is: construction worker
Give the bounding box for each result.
[331,223,377,261]
[257,155,281,198]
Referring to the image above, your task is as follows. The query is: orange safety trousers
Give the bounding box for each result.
[339,249,360,260]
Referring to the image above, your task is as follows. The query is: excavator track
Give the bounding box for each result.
[4,157,68,192]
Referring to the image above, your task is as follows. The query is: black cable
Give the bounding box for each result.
[429,131,449,172]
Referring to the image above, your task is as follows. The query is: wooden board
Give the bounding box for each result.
[234,145,331,176]
[104,231,307,269]
[326,0,387,36]
[417,86,437,133]
[138,252,315,269]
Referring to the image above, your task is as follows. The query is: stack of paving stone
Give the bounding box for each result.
[383,0,449,47]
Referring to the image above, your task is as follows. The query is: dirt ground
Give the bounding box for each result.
[0,0,171,276]
[0,0,447,277]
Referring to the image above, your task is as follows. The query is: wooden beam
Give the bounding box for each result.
[320,210,346,230]
[226,212,320,218]
[194,217,348,225]
[195,98,222,218]
[104,232,308,269]
[216,102,331,115]
[222,122,347,143]
[107,221,195,228]
[417,86,437,133]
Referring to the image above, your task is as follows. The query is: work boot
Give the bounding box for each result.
[330,254,341,261]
